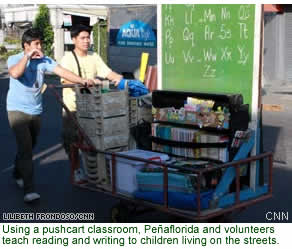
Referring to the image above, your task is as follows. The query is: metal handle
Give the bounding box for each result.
[49,81,117,89]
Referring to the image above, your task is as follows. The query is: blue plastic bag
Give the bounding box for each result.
[118,79,149,97]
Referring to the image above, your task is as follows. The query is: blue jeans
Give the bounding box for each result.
[8,111,41,194]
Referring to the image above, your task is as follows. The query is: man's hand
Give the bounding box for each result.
[26,48,44,59]
[81,79,95,87]
[93,78,102,85]
[112,78,122,86]
[9,48,44,78]
[106,71,123,86]
[81,78,102,87]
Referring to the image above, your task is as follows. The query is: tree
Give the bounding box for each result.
[93,20,108,64]
[33,5,54,58]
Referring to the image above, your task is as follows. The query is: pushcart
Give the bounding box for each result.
[49,84,273,222]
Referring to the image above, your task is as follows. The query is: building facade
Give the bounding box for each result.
[264,4,292,86]
[0,4,108,62]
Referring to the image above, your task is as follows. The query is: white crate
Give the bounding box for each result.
[107,149,169,196]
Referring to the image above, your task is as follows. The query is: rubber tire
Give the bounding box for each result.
[208,213,233,223]
[111,203,130,222]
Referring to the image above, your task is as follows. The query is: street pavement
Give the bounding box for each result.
[0,70,117,222]
[0,67,291,223]
[232,84,292,222]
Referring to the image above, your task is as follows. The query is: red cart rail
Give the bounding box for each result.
[49,84,273,222]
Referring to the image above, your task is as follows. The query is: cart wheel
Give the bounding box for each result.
[111,203,130,222]
[208,213,233,223]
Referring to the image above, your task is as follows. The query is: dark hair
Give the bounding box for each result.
[21,28,43,49]
[70,24,91,39]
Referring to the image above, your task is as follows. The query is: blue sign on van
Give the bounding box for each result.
[116,20,156,48]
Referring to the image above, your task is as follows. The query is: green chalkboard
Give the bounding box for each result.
[162,4,257,107]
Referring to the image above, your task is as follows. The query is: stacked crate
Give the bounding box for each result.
[75,85,129,187]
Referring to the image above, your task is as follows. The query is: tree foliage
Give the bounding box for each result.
[33,5,54,58]
[93,20,108,64]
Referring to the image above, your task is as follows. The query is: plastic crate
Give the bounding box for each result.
[76,85,128,118]
[77,116,129,149]
[75,85,131,187]
[82,146,129,187]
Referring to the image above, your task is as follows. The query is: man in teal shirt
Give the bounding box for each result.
[7,28,93,202]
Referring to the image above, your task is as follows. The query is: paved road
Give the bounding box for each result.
[233,90,292,222]
[0,71,118,222]
[0,68,291,223]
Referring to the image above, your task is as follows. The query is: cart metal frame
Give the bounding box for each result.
[49,84,273,222]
